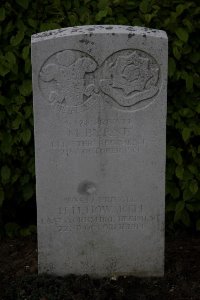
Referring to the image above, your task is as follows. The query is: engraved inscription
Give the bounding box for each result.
[39,49,161,112]
[39,198,162,233]
[49,117,148,157]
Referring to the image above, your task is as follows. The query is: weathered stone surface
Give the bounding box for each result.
[31,25,168,277]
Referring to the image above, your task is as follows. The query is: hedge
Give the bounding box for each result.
[0,0,199,237]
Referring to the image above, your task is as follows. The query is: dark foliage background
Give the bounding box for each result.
[0,0,199,236]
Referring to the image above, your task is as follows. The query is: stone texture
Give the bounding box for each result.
[31,25,168,277]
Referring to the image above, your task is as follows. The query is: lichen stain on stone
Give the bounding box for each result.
[126,27,136,32]
[79,39,90,45]
[78,181,97,195]
[128,33,135,38]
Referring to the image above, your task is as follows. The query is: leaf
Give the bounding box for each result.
[183,189,193,201]
[175,165,184,179]
[176,4,186,15]
[12,171,20,184]
[186,204,195,212]
[139,0,151,13]
[19,80,32,96]
[20,228,31,236]
[4,20,13,34]
[172,187,180,199]
[0,189,4,207]
[40,22,61,31]
[166,163,175,180]
[182,127,191,142]
[168,57,176,77]
[22,46,30,60]
[0,95,6,105]
[188,165,198,175]
[173,46,181,60]
[192,203,200,212]
[173,150,182,165]
[185,74,193,91]
[175,28,189,43]
[0,7,5,21]
[166,182,180,199]
[196,103,200,114]
[28,225,37,233]
[196,219,200,231]
[10,30,24,46]
[5,223,20,238]
[16,95,26,105]
[25,59,31,74]
[20,174,30,186]
[144,14,154,23]
[176,201,185,213]
[12,116,22,129]
[189,180,198,194]
[183,170,193,181]
[166,201,176,212]
[5,52,16,66]
[0,63,9,76]
[27,158,35,175]
[95,10,108,21]
[27,18,37,28]
[98,0,110,10]
[24,106,32,119]
[16,19,26,32]
[174,208,182,223]
[179,108,194,118]
[23,183,34,200]
[166,146,176,158]
[21,128,31,144]
[181,210,190,226]
[16,0,29,9]
[1,165,11,182]
[12,63,18,75]
[189,52,200,63]
[1,134,12,154]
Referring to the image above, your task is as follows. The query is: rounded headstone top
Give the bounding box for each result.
[31,25,167,44]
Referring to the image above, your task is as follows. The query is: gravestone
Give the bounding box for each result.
[31,25,168,277]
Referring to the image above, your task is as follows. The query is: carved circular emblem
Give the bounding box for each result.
[39,49,161,113]
[39,50,99,113]
[99,49,161,111]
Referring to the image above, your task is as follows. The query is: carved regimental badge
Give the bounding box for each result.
[39,49,161,112]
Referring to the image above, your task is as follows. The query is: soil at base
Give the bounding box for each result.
[0,232,200,300]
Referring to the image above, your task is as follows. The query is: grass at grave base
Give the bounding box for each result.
[1,273,163,300]
[2,269,200,300]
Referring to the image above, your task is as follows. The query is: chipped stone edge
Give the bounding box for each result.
[31,25,168,44]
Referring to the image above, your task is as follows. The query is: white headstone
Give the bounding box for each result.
[31,25,168,277]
